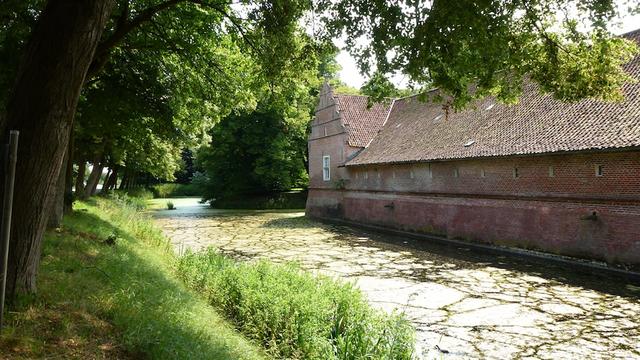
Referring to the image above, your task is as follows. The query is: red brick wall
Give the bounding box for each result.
[345,151,640,200]
[306,150,640,264]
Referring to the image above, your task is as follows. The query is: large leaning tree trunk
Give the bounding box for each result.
[0,0,114,299]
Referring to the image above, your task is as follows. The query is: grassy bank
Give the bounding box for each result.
[1,195,264,359]
[177,250,415,359]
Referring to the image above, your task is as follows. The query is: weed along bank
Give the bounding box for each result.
[307,30,640,266]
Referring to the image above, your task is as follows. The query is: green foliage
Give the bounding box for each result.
[115,188,154,202]
[2,197,265,359]
[166,201,175,210]
[151,183,202,198]
[210,190,308,210]
[332,83,363,95]
[177,249,416,360]
[322,0,639,108]
[197,107,309,201]
[0,0,45,113]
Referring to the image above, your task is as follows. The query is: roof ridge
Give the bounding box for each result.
[333,93,370,98]
[619,27,640,37]
[363,98,396,149]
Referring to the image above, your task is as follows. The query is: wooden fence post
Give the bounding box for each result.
[0,130,19,332]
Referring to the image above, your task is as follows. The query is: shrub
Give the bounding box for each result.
[166,201,175,210]
[177,249,415,359]
[151,183,201,198]
[106,191,148,210]
[211,190,307,210]
[120,187,154,200]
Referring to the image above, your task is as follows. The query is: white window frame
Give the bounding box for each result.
[322,155,331,181]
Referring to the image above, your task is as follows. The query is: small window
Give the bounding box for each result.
[377,170,381,178]
[453,168,459,178]
[548,166,555,177]
[364,172,368,180]
[323,127,328,137]
[480,168,486,178]
[392,171,396,179]
[513,167,520,178]
[595,164,604,177]
[410,170,415,179]
[322,155,330,181]
[355,172,359,179]
[428,164,433,178]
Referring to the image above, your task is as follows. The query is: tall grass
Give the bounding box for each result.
[177,249,416,359]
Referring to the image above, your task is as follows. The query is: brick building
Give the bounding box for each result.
[306,30,640,265]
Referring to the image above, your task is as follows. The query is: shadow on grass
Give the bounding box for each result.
[4,206,264,360]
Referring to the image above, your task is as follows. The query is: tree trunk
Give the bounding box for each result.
[84,155,104,198]
[64,135,74,214]
[119,170,128,190]
[105,166,118,191]
[99,167,111,193]
[47,147,68,228]
[75,158,87,196]
[0,0,114,299]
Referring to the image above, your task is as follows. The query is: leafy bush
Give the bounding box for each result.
[177,249,415,359]
[211,190,307,210]
[166,201,175,210]
[106,191,148,210]
[151,183,201,198]
[119,187,154,200]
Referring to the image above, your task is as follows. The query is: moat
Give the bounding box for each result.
[152,198,640,359]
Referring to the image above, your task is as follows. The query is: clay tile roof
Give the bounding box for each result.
[334,94,392,147]
[347,29,640,166]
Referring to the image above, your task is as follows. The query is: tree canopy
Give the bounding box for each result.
[320,0,639,108]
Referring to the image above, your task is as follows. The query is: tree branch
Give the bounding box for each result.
[186,0,260,54]
[521,1,577,59]
[88,0,187,78]
[86,0,257,79]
